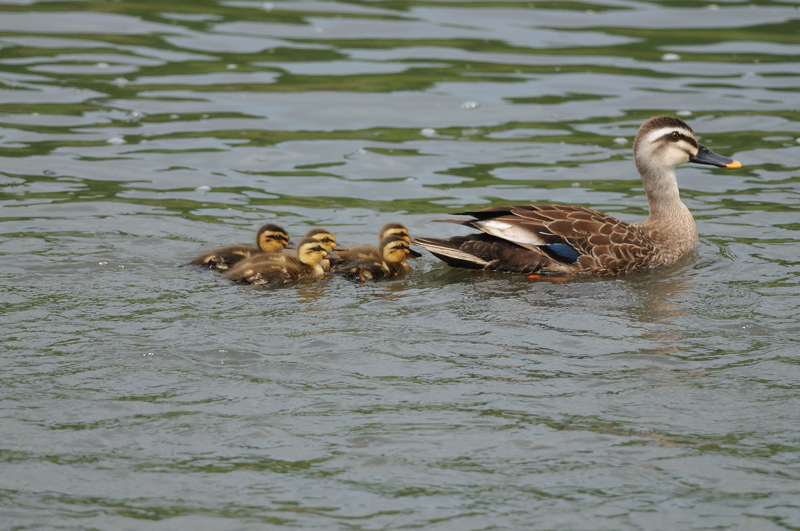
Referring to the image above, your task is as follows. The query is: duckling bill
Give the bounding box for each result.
[411,116,742,277]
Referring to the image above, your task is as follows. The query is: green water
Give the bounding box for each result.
[2,0,800,529]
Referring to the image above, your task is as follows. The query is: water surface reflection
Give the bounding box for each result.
[2,0,800,529]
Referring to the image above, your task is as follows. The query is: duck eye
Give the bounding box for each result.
[670,131,680,140]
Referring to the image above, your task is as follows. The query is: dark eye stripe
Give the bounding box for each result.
[664,131,698,148]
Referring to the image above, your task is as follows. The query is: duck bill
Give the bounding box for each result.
[285,240,297,250]
[325,252,341,262]
[407,249,423,258]
[690,144,742,169]
[333,244,349,252]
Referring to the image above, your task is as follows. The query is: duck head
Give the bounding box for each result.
[379,222,411,242]
[296,237,338,267]
[634,116,741,175]
[256,223,292,253]
[304,228,347,252]
[379,235,417,263]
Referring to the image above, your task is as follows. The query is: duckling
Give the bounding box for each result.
[185,223,291,271]
[304,228,347,271]
[332,235,415,282]
[222,237,336,285]
[336,222,421,263]
[411,116,742,277]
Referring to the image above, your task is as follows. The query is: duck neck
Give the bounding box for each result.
[637,165,698,252]
[300,256,324,274]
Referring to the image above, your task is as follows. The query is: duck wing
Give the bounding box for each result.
[424,204,660,275]
[336,245,381,263]
[185,244,262,270]
[222,258,294,284]
[411,234,556,273]
[333,258,392,282]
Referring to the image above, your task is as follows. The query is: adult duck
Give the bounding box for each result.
[410,116,741,277]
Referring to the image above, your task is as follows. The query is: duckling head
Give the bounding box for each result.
[304,228,346,252]
[256,223,291,253]
[379,235,415,263]
[379,222,410,242]
[296,237,335,267]
[634,116,741,176]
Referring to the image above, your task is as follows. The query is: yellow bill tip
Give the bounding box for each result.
[726,160,742,169]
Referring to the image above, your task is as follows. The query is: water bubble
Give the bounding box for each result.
[420,128,437,138]
[98,261,108,265]
[571,182,580,188]
[107,136,126,145]
[462,128,481,136]
[263,1,274,10]
[742,71,760,79]
[31,112,39,117]
[112,77,128,87]
[170,114,179,119]
[126,111,144,122]
[676,110,692,117]
[227,64,238,70]
[613,137,627,145]
[344,148,367,160]
[661,53,681,61]
[96,62,110,68]
[43,169,57,176]
[196,185,212,192]
[461,101,479,110]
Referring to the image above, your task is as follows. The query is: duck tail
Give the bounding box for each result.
[410,236,490,270]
